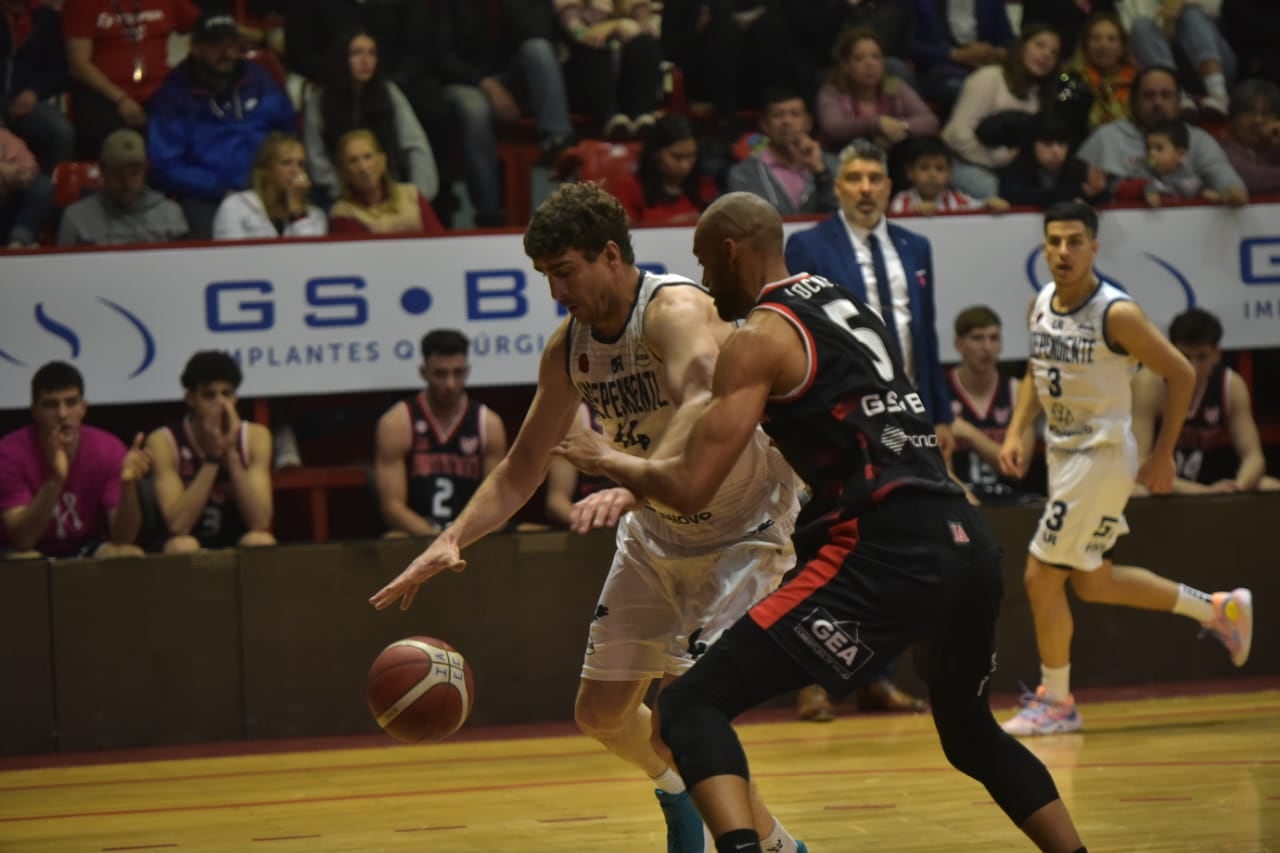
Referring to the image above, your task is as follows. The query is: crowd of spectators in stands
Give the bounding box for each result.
[0,0,1275,251]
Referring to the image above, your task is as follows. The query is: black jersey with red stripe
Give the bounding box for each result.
[1170,363,1238,485]
[404,394,487,528]
[755,274,959,535]
[947,367,1023,500]
[163,418,249,548]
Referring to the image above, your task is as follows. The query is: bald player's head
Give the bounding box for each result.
[693,193,786,321]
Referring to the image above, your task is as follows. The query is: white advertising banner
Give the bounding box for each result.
[1,204,1277,409]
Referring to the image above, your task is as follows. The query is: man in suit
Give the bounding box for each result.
[785,137,954,720]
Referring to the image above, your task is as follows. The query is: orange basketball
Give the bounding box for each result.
[367,636,475,743]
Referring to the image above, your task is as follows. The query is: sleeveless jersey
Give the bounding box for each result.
[162,418,250,548]
[1029,280,1135,452]
[754,273,959,529]
[1167,363,1237,484]
[567,271,798,554]
[948,367,1021,498]
[404,394,488,528]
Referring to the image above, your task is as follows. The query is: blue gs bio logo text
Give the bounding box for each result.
[1240,238,1280,286]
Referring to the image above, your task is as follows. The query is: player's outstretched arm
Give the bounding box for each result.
[371,325,581,611]
[1107,300,1194,494]
[1225,370,1267,491]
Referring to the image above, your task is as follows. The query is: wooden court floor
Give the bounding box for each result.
[2,687,1277,852]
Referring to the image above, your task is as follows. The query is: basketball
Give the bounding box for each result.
[367,636,475,743]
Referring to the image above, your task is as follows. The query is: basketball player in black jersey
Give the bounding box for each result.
[374,330,508,536]
[146,351,276,552]
[947,305,1039,504]
[555,192,1086,853]
[1132,308,1280,494]
[544,403,616,528]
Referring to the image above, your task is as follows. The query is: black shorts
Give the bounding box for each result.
[747,491,1004,699]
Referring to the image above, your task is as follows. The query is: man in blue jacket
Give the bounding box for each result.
[909,0,1014,112]
[147,13,296,238]
[785,138,955,720]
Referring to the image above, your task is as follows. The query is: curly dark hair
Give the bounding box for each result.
[181,350,242,392]
[523,182,635,264]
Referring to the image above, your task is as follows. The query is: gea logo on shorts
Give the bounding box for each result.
[795,607,875,680]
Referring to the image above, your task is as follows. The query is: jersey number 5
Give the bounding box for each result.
[822,299,896,382]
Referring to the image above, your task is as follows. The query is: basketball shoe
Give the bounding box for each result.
[1203,588,1253,667]
[656,789,704,853]
[1001,685,1082,736]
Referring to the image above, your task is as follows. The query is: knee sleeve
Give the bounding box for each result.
[657,678,750,790]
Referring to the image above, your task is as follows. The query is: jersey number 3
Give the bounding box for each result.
[822,299,896,382]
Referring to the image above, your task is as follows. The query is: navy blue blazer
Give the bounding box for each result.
[784,216,954,424]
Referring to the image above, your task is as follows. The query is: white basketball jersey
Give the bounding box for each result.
[568,271,798,554]
[1030,280,1137,451]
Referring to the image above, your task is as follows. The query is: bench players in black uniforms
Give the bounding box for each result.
[554,192,1087,852]
[375,330,508,536]
[1132,308,1280,494]
[146,351,276,552]
[947,305,1040,504]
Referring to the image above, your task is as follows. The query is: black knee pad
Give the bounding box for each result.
[658,678,750,789]
[936,706,1061,825]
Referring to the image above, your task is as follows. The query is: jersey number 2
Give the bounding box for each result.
[822,299,895,382]
[432,479,454,522]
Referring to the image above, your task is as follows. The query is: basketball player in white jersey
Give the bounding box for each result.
[998,201,1254,736]
[370,182,806,853]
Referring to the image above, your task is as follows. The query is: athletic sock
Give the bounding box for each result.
[760,819,798,852]
[1041,663,1071,701]
[716,829,761,852]
[1173,583,1215,623]
[651,767,686,794]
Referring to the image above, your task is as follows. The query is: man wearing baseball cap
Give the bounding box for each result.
[57,128,188,246]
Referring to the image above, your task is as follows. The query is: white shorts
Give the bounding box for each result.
[1030,439,1137,571]
[581,518,795,681]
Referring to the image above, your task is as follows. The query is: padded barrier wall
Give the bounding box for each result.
[1,493,1276,754]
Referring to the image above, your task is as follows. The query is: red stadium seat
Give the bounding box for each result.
[52,161,102,208]
[552,140,642,193]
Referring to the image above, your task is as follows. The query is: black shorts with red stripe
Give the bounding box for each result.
[748,490,1004,700]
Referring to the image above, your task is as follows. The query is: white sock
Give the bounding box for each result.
[1204,72,1228,99]
[761,819,798,852]
[1041,663,1071,701]
[651,767,686,794]
[1173,583,1215,623]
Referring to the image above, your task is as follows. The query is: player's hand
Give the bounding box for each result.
[552,427,613,476]
[1207,478,1240,494]
[998,435,1024,479]
[934,423,955,462]
[215,399,242,456]
[568,487,637,534]
[121,432,152,482]
[370,537,466,611]
[1137,453,1176,494]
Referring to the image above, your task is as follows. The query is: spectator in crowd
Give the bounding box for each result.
[727,87,839,215]
[544,402,615,528]
[145,351,276,553]
[817,28,938,154]
[909,0,1016,112]
[556,0,662,139]
[147,12,296,238]
[0,123,51,248]
[942,23,1062,200]
[998,109,1110,207]
[1021,0,1117,57]
[328,129,444,235]
[1139,118,1222,204]
[1219,0,1280,89]
[374,330,508,536]
[786,0,917,84]
[62,0,201,159]
[784,138,952,720]
[213,132,326,238]
[946,305,1039,505]
[1220,79,1280,196]
[0,0,73,171]
[1132,308,1280,494]
[889,135,1010,213]
[659,1,807,138]
[0,362,148,559]
[1077,66,1247,202]
[1120,0,1235,117]
[610,113,718,226]
[57,128,188,246]
[1067,11,1137,131]
[428,0,575,228]
[303,30,439,209]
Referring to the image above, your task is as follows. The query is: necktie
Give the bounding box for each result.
[867,233,903,363]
